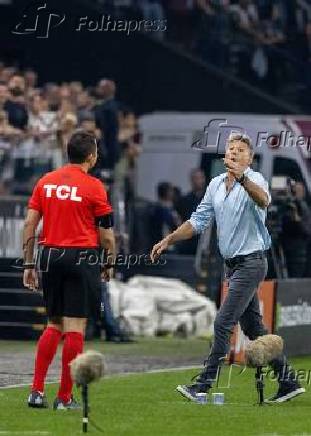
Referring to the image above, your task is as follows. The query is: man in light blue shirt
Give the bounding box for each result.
[151,132,305,404]
[189,165,272,259]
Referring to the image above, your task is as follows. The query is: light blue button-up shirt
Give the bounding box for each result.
[189,167,271,259]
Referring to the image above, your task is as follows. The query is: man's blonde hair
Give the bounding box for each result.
[227,132,253,151]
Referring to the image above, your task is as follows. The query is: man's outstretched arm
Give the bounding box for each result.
[150,185,215,262]
[150,221,195,262]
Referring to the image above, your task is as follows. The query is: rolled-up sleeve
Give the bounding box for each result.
[188,185,215,234]
[248,172,271,205]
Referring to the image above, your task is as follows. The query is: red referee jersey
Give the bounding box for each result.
[28,165,113,247]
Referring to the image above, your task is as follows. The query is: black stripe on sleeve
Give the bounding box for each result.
[95,213,114,229]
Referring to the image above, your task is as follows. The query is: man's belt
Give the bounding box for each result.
[224,250,265,269]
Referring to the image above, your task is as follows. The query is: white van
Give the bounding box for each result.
[137,113,311,201]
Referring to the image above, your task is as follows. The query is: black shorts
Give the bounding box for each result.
[38,246,101,319]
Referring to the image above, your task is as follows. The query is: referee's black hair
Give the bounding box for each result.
[67,129,97,164]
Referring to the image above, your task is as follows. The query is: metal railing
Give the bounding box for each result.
[0,196,28,258]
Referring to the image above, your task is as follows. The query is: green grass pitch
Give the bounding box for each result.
[1,356,310,436]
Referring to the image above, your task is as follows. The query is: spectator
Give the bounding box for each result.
[149,182,181,249]
[0,109,22,141]
[24,68,38,91]
[0,66,17,83]
[94,79,120,170]
[230,0,260,33]
[0,110,23,192]
[166,0,196,46]
[79,111,100,136]
[114,108,141,215]
[177,168,206,220]
[196,0,232,68]
[282,0,309,60]
[57,112,78,159]
[136,0,166,40]
[69,81,83,99]
[118,108,138,143]
[28,94,58,148]
[229,0,263,78]
[59,83,71,100]
[136,0,164,20]
[281,181,311,278]
[4,74,28,130]
[76,91,94,123]
[255,1,286,92]
[44,83,61,112]
[176,168,206,254]
[58,97,75,120]
[0,81,9,110]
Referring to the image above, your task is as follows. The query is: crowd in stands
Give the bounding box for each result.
[0,62,141,196]
[100,0,311,105]
[193,0,311,98]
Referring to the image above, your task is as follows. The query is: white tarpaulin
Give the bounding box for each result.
[108,276,216,337]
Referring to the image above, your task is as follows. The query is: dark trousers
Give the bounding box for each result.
[101,282,121,339]
[199,255,295,388]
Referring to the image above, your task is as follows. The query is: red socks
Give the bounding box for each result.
[31,328,83,402]
[57,332,84,403]
[32,326,62,393]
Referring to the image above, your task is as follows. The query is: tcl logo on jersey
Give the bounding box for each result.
[43,184,82,202]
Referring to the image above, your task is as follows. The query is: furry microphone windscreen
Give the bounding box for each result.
[245,334,284,367]
[70,350,105,386]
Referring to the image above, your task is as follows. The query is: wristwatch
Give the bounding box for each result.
[23,263,35,269]
[236,173,247,185]
[101,263,114,270]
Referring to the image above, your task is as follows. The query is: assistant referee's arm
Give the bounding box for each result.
[23,209,41,266]
[99,226,116,265]
[95,212,116,281]
[92,178,116,280]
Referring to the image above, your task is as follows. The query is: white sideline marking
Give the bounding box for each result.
[0,381,55,390]
[259,434,311,436]
[142,365,201,374]
[0,365,201,389]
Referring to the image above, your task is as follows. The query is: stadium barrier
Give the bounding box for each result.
[276,279,311,356]
[0,197,27,258]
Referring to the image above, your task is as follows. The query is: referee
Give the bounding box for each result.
[23,130,115,410]
[151,132,305,404]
